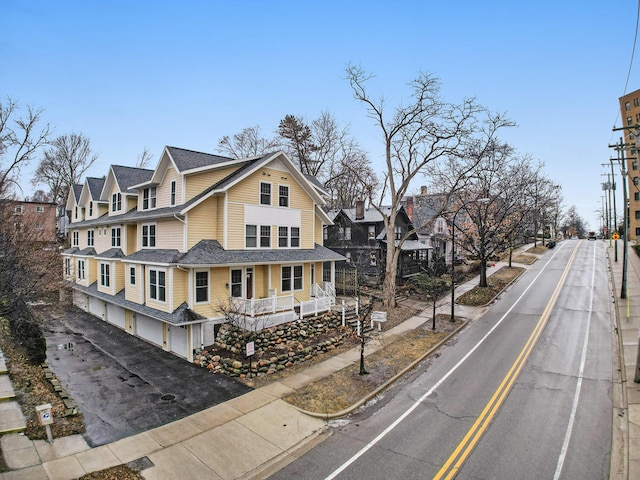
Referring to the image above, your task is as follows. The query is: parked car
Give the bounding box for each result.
[588,231,597,240]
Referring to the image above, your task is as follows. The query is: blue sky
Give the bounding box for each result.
[3,0,638,229]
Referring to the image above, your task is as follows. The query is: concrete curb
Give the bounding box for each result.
[297,316,472,420]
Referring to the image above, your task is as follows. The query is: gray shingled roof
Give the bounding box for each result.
[111,165,154,192]
[166,146,235,172]
[340,206,398,223]
[76,247,96,256]
[87,177,106,200]
[95,248,125,260]
[72,283,206,325]
[72,184,83,202]
[124,249,183,264]
[63,247,79,255]
[178,240,344,266]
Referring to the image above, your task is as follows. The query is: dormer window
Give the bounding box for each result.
[111,193,122,212]
[143,187,157,210]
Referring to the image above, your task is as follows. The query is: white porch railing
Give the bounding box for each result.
[229,293,294,318]
[299,296,333,319]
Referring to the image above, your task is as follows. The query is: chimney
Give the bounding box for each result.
[355,199,365,220]
[420,185,428,196]
[405,196,414,222]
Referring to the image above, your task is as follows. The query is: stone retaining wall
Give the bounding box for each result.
[194,311,352,378]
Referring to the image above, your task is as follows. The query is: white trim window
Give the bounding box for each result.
[170,180,176,206]
[195,270,209,303]
[64,258,72,276]
[129,266,136,285]
[278,226,288,248]
[260,182,271,205]
[88,202,93,216]
[291,227,300,247]
[149,269,166,302]
[14,205,24,215]
[142,224,156,248]
[77,259,85,280]
[278,185,289,207]
[281,265,303,292]
[36,205,45,213]
[245,225,257,248]
[111,227,121,247]
[87,230,94,246]
[142,187,157,210]
[100,263,110,287]
[111,193,122,212]
[72,231,79,246]
[368,225,376,238]
[260,225,271,247]
[230,269,242,297]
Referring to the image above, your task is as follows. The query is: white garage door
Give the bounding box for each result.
[168,325,189,359]
[106,303,125,329]
[88,296,105,319]
[73,291,88,311]
[136,314,164,347]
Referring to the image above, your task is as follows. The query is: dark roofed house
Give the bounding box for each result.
[325,199,430,286]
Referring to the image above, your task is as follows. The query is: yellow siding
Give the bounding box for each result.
[125,264,142,304]
[172,268,187,307]
[301,210,314,249]
[127,196,137,211]
[216,197,225,246]
[115,262,125,293]
[186,197,218,249]
[95,228,110,254]
[126,225,136,255]
[226,203,244,249]
[157,167,180,208]
[156,219,184,250]
[185,166,238,201]
[87,258,97,285]
[315,214,323,246]
[254,265,266,298]
[98,204,109,217]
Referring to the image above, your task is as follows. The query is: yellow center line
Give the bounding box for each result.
[434,242,580,480]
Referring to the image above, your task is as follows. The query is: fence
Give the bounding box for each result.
[334,267,359,296]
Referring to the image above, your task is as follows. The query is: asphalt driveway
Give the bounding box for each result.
[44,308,252,447]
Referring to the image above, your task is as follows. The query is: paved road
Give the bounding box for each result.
[44,308,252,447]
[270,240,613,479]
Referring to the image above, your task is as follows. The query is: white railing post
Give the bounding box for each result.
[341,300,346,327]
[357,318,361,336]
[355,296,359,316]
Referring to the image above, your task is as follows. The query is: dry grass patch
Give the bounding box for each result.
[512,254,537,265]
[527,245,549,254]
[456,266,524,306]
[282,315,462,415]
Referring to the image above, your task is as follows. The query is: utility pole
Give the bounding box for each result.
[610,134,630,299]
[604,161,619,261]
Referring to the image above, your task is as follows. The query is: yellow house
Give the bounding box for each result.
[63,147,342,362]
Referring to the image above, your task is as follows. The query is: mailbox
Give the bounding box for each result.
[36,403,53,426]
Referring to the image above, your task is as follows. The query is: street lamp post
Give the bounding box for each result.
[450,198,489,322]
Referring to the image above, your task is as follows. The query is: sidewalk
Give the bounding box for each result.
[0,244,600,480]
[608,241,640,480]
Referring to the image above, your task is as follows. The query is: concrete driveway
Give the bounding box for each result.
[44,308,252,447]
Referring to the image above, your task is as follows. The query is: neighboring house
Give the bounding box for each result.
[325,200,430,286]
[62,146,343,362]
[402,187,450,263]
[1,199,58,243]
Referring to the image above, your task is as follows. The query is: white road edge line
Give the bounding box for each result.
[552,241,596,479]
[324,245,567,480]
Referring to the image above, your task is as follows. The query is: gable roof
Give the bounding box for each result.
[167,146,235,172]
[87,177,106,201]
[65,183,84,211]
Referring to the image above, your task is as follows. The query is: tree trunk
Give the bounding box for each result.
[479,260,488,288]
[432,300,436,330]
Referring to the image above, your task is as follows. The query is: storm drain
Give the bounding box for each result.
[160,394,176,401]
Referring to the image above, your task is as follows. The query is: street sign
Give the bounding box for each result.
[246,341,255,357]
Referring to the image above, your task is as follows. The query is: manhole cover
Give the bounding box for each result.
[160,394,175,401]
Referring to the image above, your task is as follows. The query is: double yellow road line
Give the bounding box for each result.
[434,242,580,480]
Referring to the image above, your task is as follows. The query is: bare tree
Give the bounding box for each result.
[31,133,98,205]
[217,126,281,159]
[136,147,154,168]
[346,65,513,307]
[0,97,51,198]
